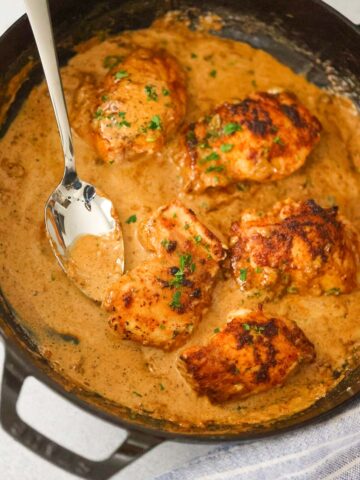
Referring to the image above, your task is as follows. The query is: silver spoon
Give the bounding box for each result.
[25,0,124,301]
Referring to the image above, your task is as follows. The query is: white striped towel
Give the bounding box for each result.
[155,399,360,480]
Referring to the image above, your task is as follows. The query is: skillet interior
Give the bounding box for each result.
[0,0,360,439]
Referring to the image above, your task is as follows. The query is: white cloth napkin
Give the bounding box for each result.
[155,399,360,480]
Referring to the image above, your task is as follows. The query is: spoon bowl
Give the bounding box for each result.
[26,0,124,301]
[45,179,124,301]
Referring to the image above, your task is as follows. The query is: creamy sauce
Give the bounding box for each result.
[1,15,360,429]
[67,231,124,302]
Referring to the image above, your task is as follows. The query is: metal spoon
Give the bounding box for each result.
[25,0,124,301]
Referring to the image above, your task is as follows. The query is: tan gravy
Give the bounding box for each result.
[1,15,360,428]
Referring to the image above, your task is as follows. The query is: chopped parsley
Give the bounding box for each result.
[236,182,249,192]
[179,253,195,273]
[220,143,234,153]
[116,120,131,128]
[169,290,182,309]
[115,112,131,128]
[253,325,265,333]
[144,84,158,101]
[162,88,170,96]
[239,268,248,282]
[194,235,202,244]
[186,130,197,143]
[201,151,220,163]
[101,95,108,102]
[325,287,341,296]
[209,69,217,78]
[94,109,104,119]
[103,55,123,69]
[255,266,263,273]
[125,214,137,224]
[199,141,210,149]
[161,239,170,249]
[190,52,198,59]
[273,136,285,146]
[287,286,299,294]
[251,79,257,88]
[223,122,242,135]
[205,165,224,173]
[168,253,196,289]
[242,323,251,331]
[114,70,129,80]
[132,391,142,397]
[214,327,221,333]
[148,115,162,130]
[159,383,165,391]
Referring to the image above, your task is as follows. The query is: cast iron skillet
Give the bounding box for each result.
[0,1,359,478]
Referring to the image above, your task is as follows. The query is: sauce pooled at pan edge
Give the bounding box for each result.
[0,13,360,429]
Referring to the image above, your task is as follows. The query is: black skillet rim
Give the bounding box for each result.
[0,0,359,444]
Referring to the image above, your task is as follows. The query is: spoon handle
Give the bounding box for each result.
[24,0,77,186]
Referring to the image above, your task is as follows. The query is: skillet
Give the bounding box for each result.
[0,1,359,478]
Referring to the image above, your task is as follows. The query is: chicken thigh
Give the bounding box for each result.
[103,202,225,350]
[184,91,321,192]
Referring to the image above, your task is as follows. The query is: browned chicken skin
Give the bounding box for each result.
[230,199,360,299]
[92,48,187,163]
[103,202,225,350]
[180,308,315,403]
[184,91,322,192]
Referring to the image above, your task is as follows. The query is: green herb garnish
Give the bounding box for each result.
[144,84,158,101]
[125,214,137,224]
[214,327,220,333]
[236,182,249,192]
[103,55,123,69]
[220,143,234,153]
[194,235,202,244]
[114,70,129,80]
[273,136,285,146]
[205,165,224,173]
[223,122,242,135]
[186,130,197,143]
[287,286,299,294]
[325,287,341,296]
[169,290,182,309]
[209,69,217,78]
[162,88,170,96]
[239,268,248,282]
[148,115,162,130]
[201,151,220,164]
[94,109,104,119]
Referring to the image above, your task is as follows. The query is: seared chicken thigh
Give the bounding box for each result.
[92,48,187,163]
[180,308,315,403]
[184,91,321,192]
[230,199,360,298]
[103,202,225,350]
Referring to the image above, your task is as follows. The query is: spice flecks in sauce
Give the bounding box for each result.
[0,15,360,429]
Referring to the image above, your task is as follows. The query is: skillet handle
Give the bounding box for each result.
[0,347,163,480]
